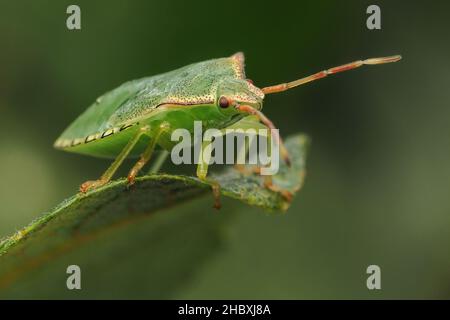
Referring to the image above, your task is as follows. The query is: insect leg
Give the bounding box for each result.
[229,116,269,174]
[235,105,291,166]
[148,150,170,174]
[226,116,294,201]
[263,176,294,202]
[196,116,270,178]
[196,138,213,181]
[196,132,226,209]
[234,138,250,173]
[261,55,402,94]
[80,125,151,193]
[127,122,170,185]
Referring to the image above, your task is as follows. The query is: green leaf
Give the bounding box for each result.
[0,134,308,298]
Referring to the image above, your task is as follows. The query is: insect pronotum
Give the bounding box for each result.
[55,52,401,208]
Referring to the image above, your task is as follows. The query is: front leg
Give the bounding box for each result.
[226,116,294,202]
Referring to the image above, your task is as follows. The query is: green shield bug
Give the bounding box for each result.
[55,52,401,207]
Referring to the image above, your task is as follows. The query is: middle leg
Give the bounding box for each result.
[127,122,170,185]
[196,132,225,209]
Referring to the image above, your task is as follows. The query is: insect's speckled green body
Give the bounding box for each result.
[55,52,263,158]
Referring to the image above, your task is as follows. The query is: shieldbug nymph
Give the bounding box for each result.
[55,52,401,208]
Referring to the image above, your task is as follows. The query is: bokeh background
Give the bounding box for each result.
[1,0,450,298]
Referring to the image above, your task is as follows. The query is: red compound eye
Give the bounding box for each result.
[246,79,254,85]
[219,96,230,108]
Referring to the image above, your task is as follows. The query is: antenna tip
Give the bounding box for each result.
[391,54,402,62]
[364,55,402,65]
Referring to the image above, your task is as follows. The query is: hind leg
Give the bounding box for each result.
[80,125,151,193]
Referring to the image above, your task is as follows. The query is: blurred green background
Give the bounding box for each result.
[1,0,450,298]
